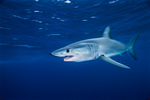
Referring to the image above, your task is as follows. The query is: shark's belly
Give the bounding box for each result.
[99,39,127,57]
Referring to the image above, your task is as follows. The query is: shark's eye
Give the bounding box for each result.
[66,49,70,53]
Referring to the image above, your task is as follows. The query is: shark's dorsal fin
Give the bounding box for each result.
[102,26,111,38]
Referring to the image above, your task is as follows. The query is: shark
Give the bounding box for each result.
[50,27,139,69]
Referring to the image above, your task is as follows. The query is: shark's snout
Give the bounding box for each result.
[50,51,66,57]
[50,52,58,57]
[50,52,57,56]
[49,53,53,56]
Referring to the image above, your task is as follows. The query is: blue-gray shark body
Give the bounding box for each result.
[51,27,139,69]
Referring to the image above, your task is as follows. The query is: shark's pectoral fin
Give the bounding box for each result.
[99,55,130,69]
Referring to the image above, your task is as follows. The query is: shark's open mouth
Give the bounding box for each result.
[64,55,74,61]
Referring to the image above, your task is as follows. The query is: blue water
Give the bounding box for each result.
[0,0,150,100]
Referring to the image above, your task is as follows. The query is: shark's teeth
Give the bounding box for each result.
[64,56,74,61]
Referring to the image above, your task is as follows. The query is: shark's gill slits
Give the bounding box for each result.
[87,44,99,59]
[87,44,95,51]
[87,44,92,50]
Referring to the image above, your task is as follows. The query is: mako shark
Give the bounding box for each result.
[50,27,139,69]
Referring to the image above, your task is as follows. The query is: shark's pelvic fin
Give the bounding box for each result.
[99,55,131,69]
[127,34,139,60]
[102,26,111,38]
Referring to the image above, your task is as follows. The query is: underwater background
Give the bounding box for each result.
[0,0,150,100]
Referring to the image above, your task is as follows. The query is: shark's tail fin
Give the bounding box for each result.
[127,34,139,60]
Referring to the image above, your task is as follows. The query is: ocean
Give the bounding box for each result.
[0,0,150,100]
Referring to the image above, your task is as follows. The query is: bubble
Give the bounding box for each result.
[64,0,71,3]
